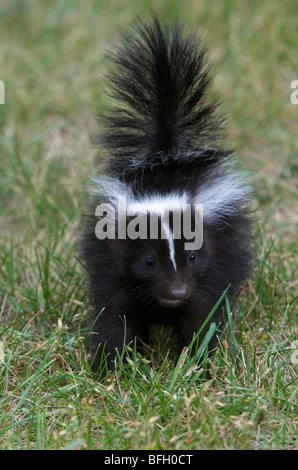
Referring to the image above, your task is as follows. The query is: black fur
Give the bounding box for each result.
[81,18,253,378]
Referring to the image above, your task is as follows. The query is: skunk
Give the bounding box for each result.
[81,17,253,378]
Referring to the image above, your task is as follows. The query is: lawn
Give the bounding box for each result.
[0,0,297,450]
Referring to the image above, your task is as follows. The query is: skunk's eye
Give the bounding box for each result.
[189,253,196,262]
[145,257,155,267]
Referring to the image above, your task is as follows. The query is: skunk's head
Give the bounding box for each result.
[90,170,252,307]
[122,231,211,308]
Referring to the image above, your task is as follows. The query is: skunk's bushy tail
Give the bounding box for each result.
[102,17,224,167]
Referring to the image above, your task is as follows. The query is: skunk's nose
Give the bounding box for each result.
[169,285,188,300]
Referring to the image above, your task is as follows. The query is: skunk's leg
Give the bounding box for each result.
[90,310,137,379]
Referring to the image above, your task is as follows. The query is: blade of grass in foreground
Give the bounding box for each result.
[168,287,230,389]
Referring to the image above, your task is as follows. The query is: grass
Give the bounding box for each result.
[0,0,297,450]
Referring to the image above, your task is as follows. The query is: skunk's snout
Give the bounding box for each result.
[169,285,188,300]
[157,281,189,308]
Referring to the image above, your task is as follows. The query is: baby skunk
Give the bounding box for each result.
[81,17,253,378]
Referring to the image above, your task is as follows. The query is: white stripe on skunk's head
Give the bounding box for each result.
[89,175,133,204]
[89,175,189,214]
[89,167,252,224]
[194,166,252,222]
[127,193,189,216]
[90,171,251,269]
